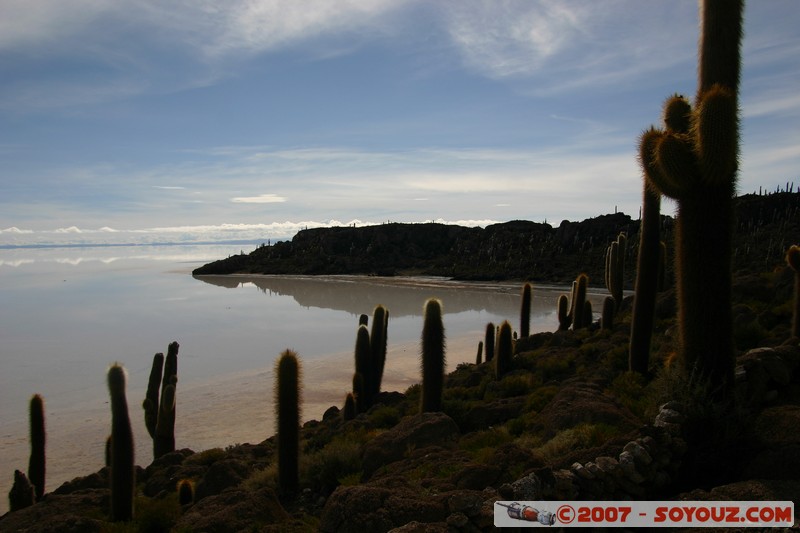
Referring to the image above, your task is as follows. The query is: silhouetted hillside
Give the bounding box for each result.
[193,192,800,285]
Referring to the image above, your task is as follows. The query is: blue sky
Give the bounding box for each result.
[1,1,798,246]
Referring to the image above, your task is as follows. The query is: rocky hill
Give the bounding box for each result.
[192,191,800,285]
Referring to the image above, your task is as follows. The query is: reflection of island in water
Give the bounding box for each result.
[193,274,609,323]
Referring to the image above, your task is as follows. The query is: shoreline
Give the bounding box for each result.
[0,334,482,515]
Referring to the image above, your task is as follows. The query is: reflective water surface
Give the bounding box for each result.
[0,245,606,513]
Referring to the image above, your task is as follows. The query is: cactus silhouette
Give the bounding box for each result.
[476,341,483,365]
[629,182,662,374]
[605,233,626,311]
[354,325,372,411]
[787,245,800,338]
[358,314,369,327]
[143,352,163,439]
[369,305,388,401]
[572,274,589,330]
[484,322,495,361]
[9,470,35,512]
[144,342,179,459]
[639,0,742,391]
[601,296,615,330]
[275,349,301,495]
[108,364,135,522]
[342,392,356,421]
[520,283,532,338]
[28,394,45,501]
[557,294,571,331]
[495,321,513,379]
[420,298,446,413]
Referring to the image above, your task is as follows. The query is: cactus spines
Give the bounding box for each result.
[108,364,135,522]
[787,245,800,338]
[495,321,513,379]
[638,0,742,392]
[663,93,692,134]
[28,394,45,501]
[629,179,662,375]
[476,341,483,365]
[177,479,194,506]
[8,470,35,512]
[484,322,495,362]
[520,283,532,338]
[275,349,301,495]
[420,298,445,413]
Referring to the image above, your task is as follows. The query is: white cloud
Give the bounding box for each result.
[230,193,287,204]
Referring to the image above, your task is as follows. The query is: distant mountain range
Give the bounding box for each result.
[193,192,800,285]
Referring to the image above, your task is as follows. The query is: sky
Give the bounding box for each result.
[1,1,798,247]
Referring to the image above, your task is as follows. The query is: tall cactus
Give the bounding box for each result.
[495,321,513,379]
[484,322,495,362]
[108,364,135,522]
[572,274,589,330]
[275,349,301,495]
[787,245,800,338]
[354,325,371,411]
[154,342,179,458]
[605,233,626,311]
[369,305,388,401]
[629,181,662,375]
[28,394,45,501]
[639,0,742,391]
[144,342,179,459]
[520,283,532,338]
[420,298,446,413]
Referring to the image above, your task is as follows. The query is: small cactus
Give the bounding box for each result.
[275,349,301,495]
[520,283,532,338]
[495,321,513,379]
[28,394,45,501]
[557,294,571,331]
[177,479,194,506]
[342,392,356,422]
[8,470,35,512]
[420,298,445,413]
[108,364,135,522]
[144,342,179,460]
[475,341,483,365]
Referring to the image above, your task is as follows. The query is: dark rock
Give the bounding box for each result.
[177,487,289,532]
[320,484,447,533]
[452,463,501,490]
[361,412,460,478]
[194,459,251,500]
[531,380,641,439]
[0,490,107,533]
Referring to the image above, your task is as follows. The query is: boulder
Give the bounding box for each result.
[176,487,289,532]
[361,412,459,478]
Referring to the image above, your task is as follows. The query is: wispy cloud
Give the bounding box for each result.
[230,194,287,204]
